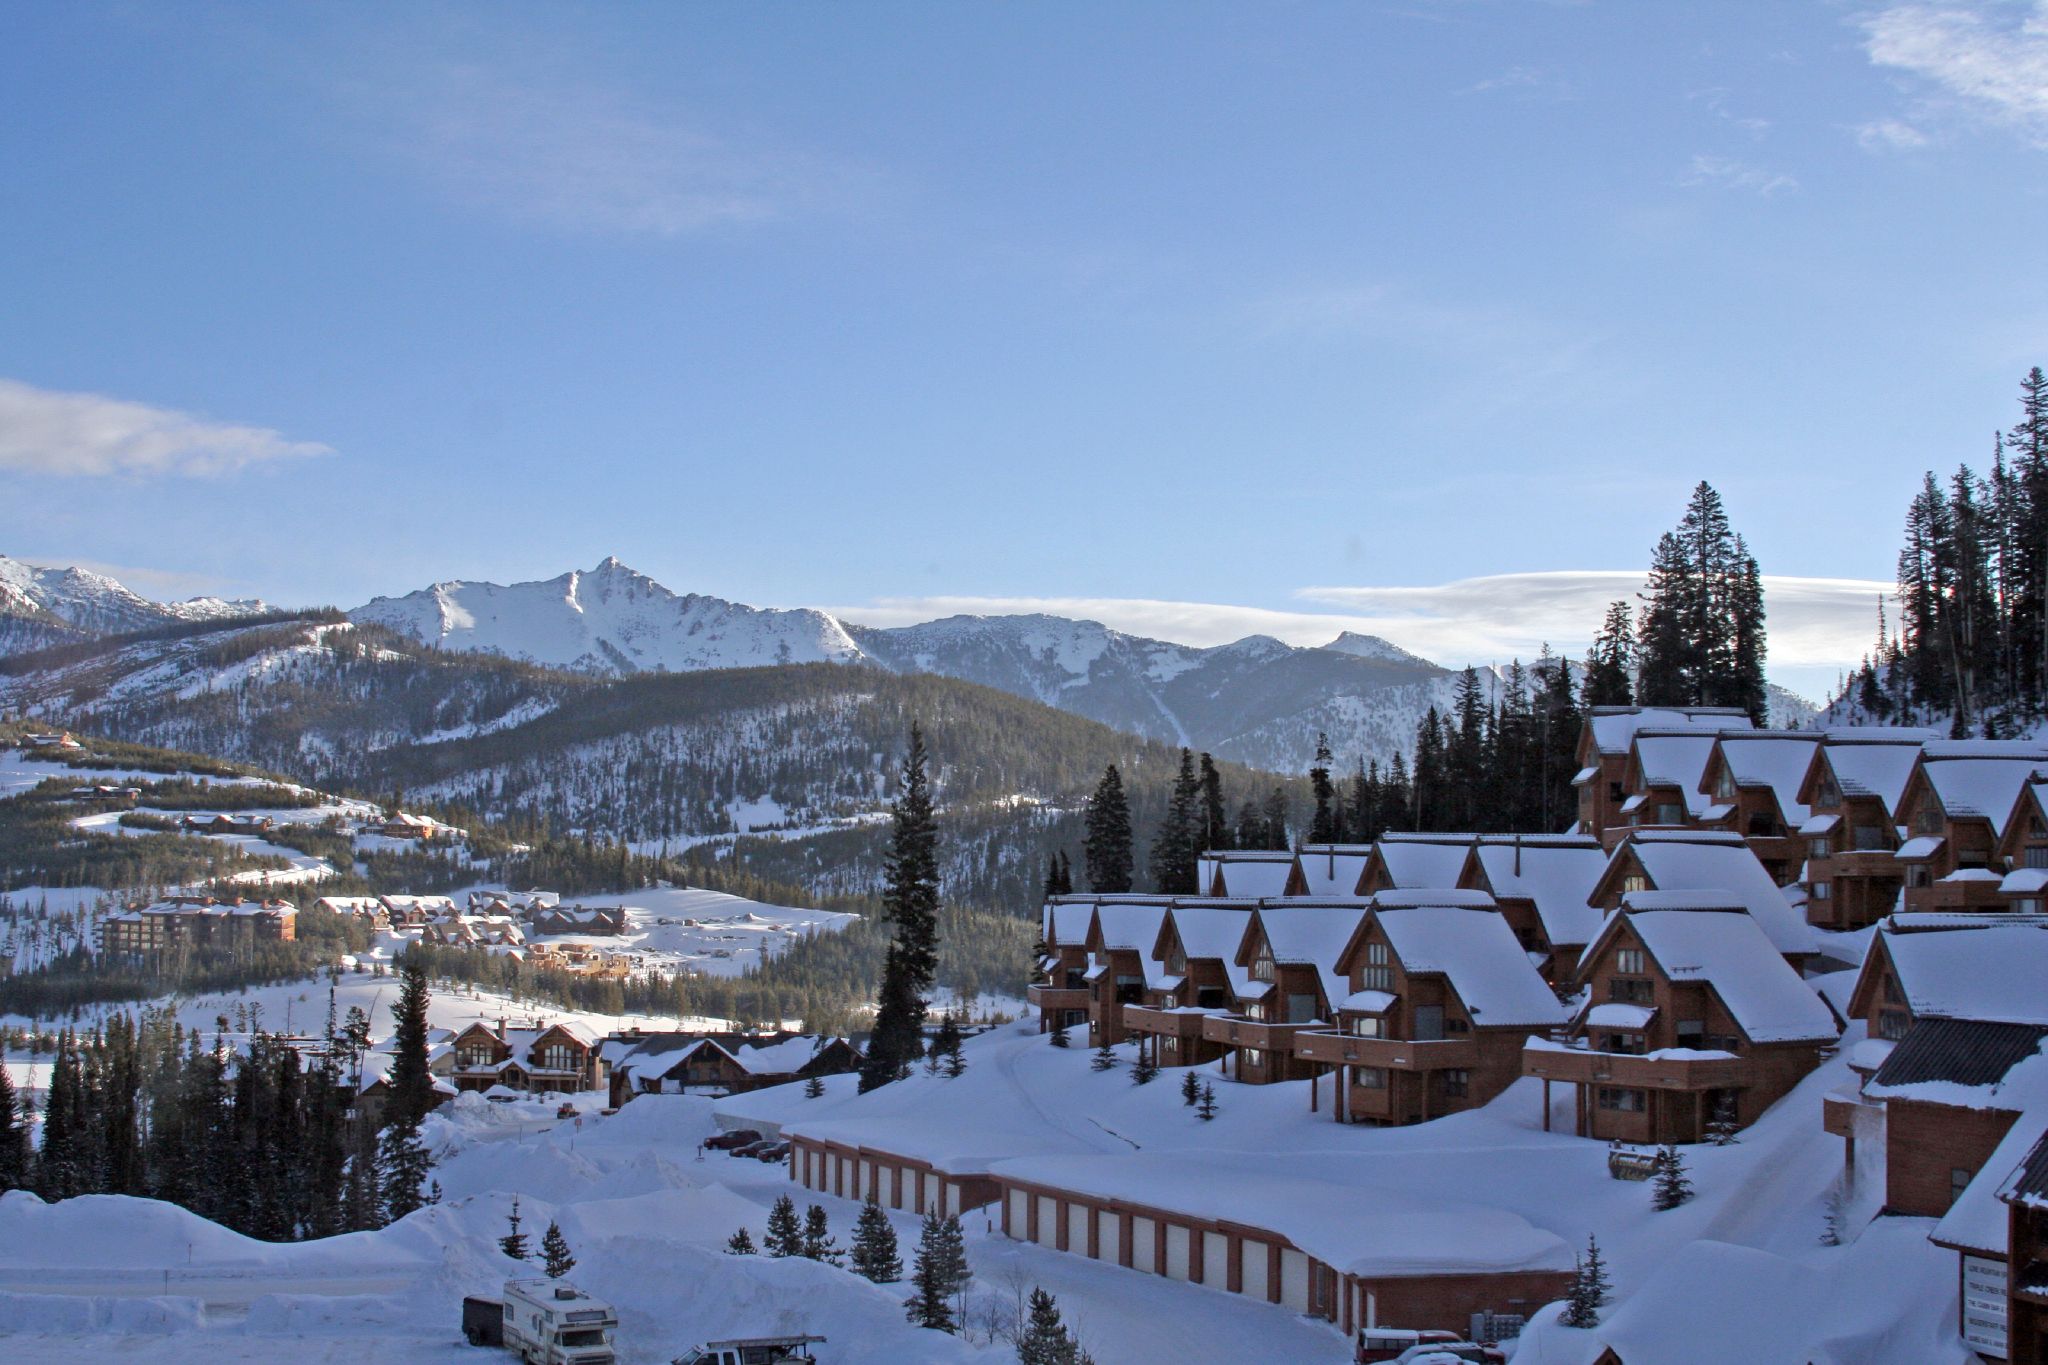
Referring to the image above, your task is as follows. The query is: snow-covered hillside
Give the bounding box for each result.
[0,553,266,646]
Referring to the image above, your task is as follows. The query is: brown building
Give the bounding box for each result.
[1298,904,1570,1126]
[1893,742,2048,913]
[1795,732,1929,930]
[1194,849,1296,898]
[1201,902,1363,1084]
[1694,730,1821,884]
[1287,843,1373,898]
[100,897,297,955]
[1455,835,1607,985]
[1119,901,1254,1069]
[1029,896,1098,1035]
[530,905,630,936]
[1358,833,1477,896]
[446,1019,601,1094]
[604,1031,858,1106]
[1572,706,1752,846]
[1586,828,1817,969]
[2000,1130,2048,1365]
[1081,897,1174,1048]
[1523,901,1838,1144]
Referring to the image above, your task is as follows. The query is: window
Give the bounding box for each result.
[1608,781,1625,804]
[1609,977,1654,1005]
[1810,882,1831,901]
[1359,964,1393,992]
[1286,993,1319,1024]
[1604,1032,1646,1055]
[2016,898,2044,915]
[1617,948,1645,974]
[1354,1067,1387,1089]
[1414,1005,1444,1042]
[1166,945,1186,974]
[1905,865,1932,889]
[2026,847,2048,870]
[1445,1016,1470,1034]
[1951,1166,1974,1208]
[1596,1087,1646,1112]
[1368,942,1388,965]
[1852,824,1887,851]
[1349,1016,1383,1038]
[1715,769,1735,800]
[1675,1019,1705,1047]
[1878,1009,1912,1041]
[1251,943,1274,981]
[1656,803,1685,825]
[1809,837,1832,860]
[1243,1048,1265,1068]
[1915,805,1943,836]
[1815,776,1841,808]
[541,1044,579,1072]
[1621,874,1650,894]
[1441,1069,1470,1099]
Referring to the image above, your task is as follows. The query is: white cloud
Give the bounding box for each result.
[0,378,331,478]
[1865,1,2048,144]
[1678,154,1799,196]
[828,570,1892,676]
[375,64,869,237]
[1853,116,1931,150]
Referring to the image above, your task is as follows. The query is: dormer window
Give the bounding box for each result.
[1251,942,1274,982]
[1617,948,1645,974]
[1715,769,1735,800]
[1166,945,1186,975]
[1915,804,1943,836]
[1815,775,1840,809]
[1359,940,1392,992]
[1621,874,1650,894]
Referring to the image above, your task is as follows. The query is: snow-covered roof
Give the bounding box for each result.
[1893,835,1943,861]
[1162,904,1257,992]
[1372,833,1474,889]
[1943,1099,2048,1254]
[1587,1003,1656,1029]
[1250,904,1367,1010]
[1470,836,1607,947]
[1291,844,1372,898]
[1368,887,1496,910]
[1814,736,1924,815]
[1041,897,1099,948]
[1620,831,1816,957]
[2003,867,2048,896]
[987,1153,1572,1278]
[1622,909,1837,1043]
[1374,907,1572,1028]
[1629,731,1721,816]
[1914,748,2048,835]
[1558,1239,1828,1365]
[1203,851,1295,898]
[1876,921,2048,1025]
[735,1035,836,1076]
[1798,813,1840,836]
[1586,706,1751,757]
[1713,731,1821,824]
[1342,988,1396,1013]
[1090,901,1172,952]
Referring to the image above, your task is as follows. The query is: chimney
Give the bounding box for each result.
[496,1017,507,1042]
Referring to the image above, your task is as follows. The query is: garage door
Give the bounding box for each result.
[1006,1190,1028,1237]
[1096,1210,1123,1265]
[1202,1232,1230,1290]
[1035,1196,1060,1249]
[1163,1225,1192,1281]
[1280,1250,1310,1313]
[1130,1217,1157,1274]
[1240,1242,1269,1302]
[1066,1203,1090,1255]
[922,1173,941,1215]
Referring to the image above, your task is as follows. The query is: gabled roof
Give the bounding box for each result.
[1157,903,1258,996]
[1860,921,2048,1026]
[1605,908,1838,1044]
[1245,903,1367,1011]
[1372,907,1571,1028]
[1041,896,1100,948]
[1292,843,1373,898]
[1087,899,1173,953]
[1999,1127,2048,1210]
[1370,887,1497,910]
[1625,730,1722,817]
[1369,833,1475,890]
[1798,732,1928,816]
[1708,731,1822,825]
[1466,836,1607,948]
[1582,706,1752,759]
[1199,849,1296,898]
[1607,830,1815,958]
[1867,1017,2048,1095]
[1897,744,2048,839]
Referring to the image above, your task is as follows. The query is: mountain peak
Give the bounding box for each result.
[1319,631,1436,667]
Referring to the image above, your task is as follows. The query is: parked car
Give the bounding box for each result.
[750,1141,791,1162]
[731,1139,775,1159]
[1359,1329,1464,1363]
[1392,1344,1502,1365]
[704,1129,763,1151]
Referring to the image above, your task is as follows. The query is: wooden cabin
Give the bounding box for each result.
[1030,896,1099,1035]
[1196,849,1296,898]
[1695,731,1821,884]
[1893,742,2048,913]
[1118,901,1254,1069]
[1358,833,1476,896]
[1586,829,1816,970]
[1081,898,1174,1048]
[1287,844,1373,898]
[1202,903,1362,1085]
[1572,706,1751,848]
[1795,733,1928,930]
[1455,834,1607,986]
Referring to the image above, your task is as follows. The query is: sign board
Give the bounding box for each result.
[1961,1255,2007,1357]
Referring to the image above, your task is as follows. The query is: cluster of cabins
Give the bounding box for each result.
[99,895,298,955]
[599,1030,860,1108]
[312,890,637,974]
[977,707,2048,1353]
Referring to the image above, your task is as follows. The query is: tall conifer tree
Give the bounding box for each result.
[1082,765,1134,893]
[861,725,942,1092]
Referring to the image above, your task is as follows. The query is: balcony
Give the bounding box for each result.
[1822,1090,1882,1140]
[1121,1004,1215,1041]
[1201,1014,1314,1053]
[1521,1040,1751,1091]
[1902,876,2007,914]
[1027,983,1092,1013]
[1294,1030,1479,1070]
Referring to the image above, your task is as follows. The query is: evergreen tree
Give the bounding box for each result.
[851,1194,902,1283]
[377,1121,431,1223]
[36,1031,81,1200]
[1582,600,1636,708]
[1729,541,1769,726]
[726,1227,757,1255]
[1635,482,1764,716]
[1562,1235,1610,1327]
[0,1063,28,1192]
[930,1011,965,1079]
[861,726,943,1093]
[1130,1047,1158,1085]
[386,953,434,1131]
[1347,759,1377,843]
[1233,799,1267,851]
[1017,1287,1083,1365]
[765,1194,803,1257]
[1198,753,1231,853]
[1196,1082,1217,1120]
[801,1204,842,1264]
[805,1074,826,1099]
[1090,1041,1116,1072]
[1048,1024,1070,1049]
[499,1195,530,1261]
[1260,787,1290,850]
[1308,734,1337,843]
[1180,1070,1201,1106]
[540,1220,576,1278]
[1651,1145,1694,1210]
[1082,765,1134,894]
[906,1211,970,1333]
[1148,749,1202,894]
[1057,851,1073,896]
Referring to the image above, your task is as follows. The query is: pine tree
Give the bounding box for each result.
[1729,541,1769,725]
[1090,1041,1116,1072]
[1180,1070,1201,1106]
[0,1062,29,1193]
[1130,1048,1159,1085]
[1233,799,1267,851]
[798,1204,841,1264]
[1562,1235,1610,1327]
[1048,1024,1070,1049]
[906,1211,970,1332]
[765,1194,803,1257]
[499,1195,530,1261]
[1148,749,1202,894]
[1198,753,1231,853]
[1017,1286,1083,1365]
[1260,787,1290,850]
[1651,1145,1694,1210]
[1196,1082,1217,1120]
[930,1011,965,1078]
[1308,734,1337,843]
[1582,600,1636,707]
[387,954,434,1131]
[377,1121,431,1223]
[726,1227,757,1255]
[851,1194,902,1283]
[861,726,943,1093]
[1082,765,1134,893]
[540,1220,576,1278]
[805,1074,826,1099]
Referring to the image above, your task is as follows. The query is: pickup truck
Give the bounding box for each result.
[672,1334,825,1365]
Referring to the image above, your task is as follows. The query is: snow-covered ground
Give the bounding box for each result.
[0,1005,1975,1364]
[518,886,859,980]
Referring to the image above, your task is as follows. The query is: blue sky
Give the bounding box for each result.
[3,1,2046,698]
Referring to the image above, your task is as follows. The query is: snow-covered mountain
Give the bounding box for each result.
[352,557,864,676]
[0,553,267,653]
